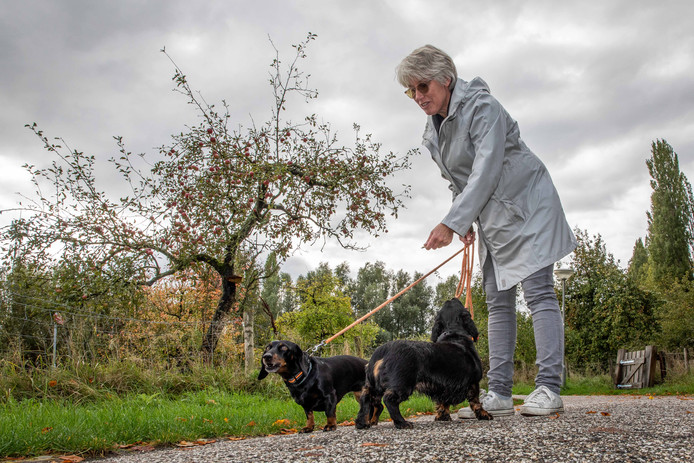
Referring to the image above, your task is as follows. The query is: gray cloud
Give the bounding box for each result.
[1,0,693,280]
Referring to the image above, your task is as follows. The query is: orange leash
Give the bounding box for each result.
[315,244,471,350]
[454,240,474,319]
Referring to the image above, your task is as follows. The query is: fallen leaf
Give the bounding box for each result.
[586,411,597,414]
[246,421,256,427]
[600,412,611,416]
[361,442,388,447]
[228,436,247,441]
[273,419,291,427]
[279,428,297,434]
[117,441,145,449]
[42,427,53,434]
[48,381,57,388]
[58,456,84,462]
[338,420,355,426]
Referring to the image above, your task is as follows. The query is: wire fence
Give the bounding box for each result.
[0,289,248,370]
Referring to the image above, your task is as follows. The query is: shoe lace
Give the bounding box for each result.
[525,386,550,404]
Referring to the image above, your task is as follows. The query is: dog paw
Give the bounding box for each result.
[299,427,315,433]
[476,411,493,421]
[322,425,337,432]
[355,422,371,430]
[394,420,414,429]
[434,413,452,421]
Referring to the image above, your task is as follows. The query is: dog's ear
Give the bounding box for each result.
[461,308,479,342]
[257,363,269,380]
[286,341,303,362]
[289,343,311,370]
[431,317,444,342]
[257,344,271,380]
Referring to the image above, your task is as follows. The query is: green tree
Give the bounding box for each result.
[654,279,694,349]
[1,35,411,361]
[349,261,391,320]
[276,273,377,351]
[257,253,281,343]
[565,229,659,371]
[645,139,694,287]
[386,270,434,339]
[277,273,296,314]
[627,237,649,284]
[434,275,459,309]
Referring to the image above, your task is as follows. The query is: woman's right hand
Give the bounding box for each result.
[460,228,476,246]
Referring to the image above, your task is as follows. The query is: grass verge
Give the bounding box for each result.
[0,390,436,459]
[2,363,692,460]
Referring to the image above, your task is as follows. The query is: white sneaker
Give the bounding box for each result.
[520,386,564,416]
[458,390,514,419]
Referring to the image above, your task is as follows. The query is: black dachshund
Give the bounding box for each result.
[258,340,375,433]
[355,298,491,429]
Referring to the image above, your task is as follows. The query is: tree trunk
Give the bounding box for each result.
[243,306,255,375]
[201,269,238,363]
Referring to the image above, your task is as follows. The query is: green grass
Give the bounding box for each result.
[2,361,692,460]
[0,389,437,459]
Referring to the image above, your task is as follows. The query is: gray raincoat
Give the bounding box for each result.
[422,77,576,291]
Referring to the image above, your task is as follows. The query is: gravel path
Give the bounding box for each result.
[96,395,693,462]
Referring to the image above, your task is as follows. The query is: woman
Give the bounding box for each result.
[396,45,576,417]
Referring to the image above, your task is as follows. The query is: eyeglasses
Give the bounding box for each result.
[404,81,430,99]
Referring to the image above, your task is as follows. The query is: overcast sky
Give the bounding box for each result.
[1,0,693,284]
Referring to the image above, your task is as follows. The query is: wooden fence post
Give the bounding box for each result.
[614,348,626,386]
[685,348,690,374]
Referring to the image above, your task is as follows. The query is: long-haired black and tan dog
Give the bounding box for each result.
[258,340,376,433]
[355,298,491,429]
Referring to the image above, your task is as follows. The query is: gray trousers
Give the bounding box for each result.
[482,256,563,397]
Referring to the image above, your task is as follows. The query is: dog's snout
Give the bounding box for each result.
[262,352,273,361]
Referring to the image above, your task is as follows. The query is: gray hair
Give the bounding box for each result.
[396,45,457,90]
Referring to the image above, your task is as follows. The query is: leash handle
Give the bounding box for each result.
[455,240,475,318]
[322,245,471,346]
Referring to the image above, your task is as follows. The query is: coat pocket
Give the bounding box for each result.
[478,196,525,250]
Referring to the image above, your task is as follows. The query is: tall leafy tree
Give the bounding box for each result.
[565,229,658,369]
[434,274,461,309]
[257,253,281,343]
[276,272,377,351]
[645,139,694,286]
[655,278,694,349]
[387,270,434,339]
[1,34,412,361]
[349,261,391,319]
[277,273,296,314]
[627,237,649,284]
